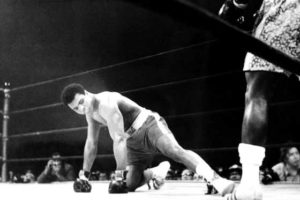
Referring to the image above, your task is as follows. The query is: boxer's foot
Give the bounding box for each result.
[151,161,170,190]
[212,177,236,196]
[224,184,263,200]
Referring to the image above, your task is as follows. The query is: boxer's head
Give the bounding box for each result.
[61,83,87,115]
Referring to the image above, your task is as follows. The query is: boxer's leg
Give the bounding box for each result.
[126,126,170,191]
[126,162,171,191]
[242,71,279,146]
[126,134,153,191]
[147,117,235,196]
[143,161,171,189]
[126,164,147,191]
[226,71,281,200]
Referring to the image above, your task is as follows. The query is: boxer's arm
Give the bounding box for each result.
[82,117,101,173]
[104,94,127,170]
[113,136,127,170]
[107,110,127,170]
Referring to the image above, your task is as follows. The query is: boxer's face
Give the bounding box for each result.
[68,93,86,115]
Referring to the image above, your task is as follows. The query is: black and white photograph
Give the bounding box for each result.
[0,0,300,199]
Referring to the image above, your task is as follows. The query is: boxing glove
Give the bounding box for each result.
[205,182,218,195]
[108,170,128,194]
[218,0,263,32]
[73,170,92,192]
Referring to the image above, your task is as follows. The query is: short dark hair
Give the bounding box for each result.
[61,83,85,106]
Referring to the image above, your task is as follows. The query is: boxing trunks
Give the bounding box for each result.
[125,109,173,166]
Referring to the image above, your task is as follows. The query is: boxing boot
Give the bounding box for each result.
[211,177,236,196]
[225,143,265,200]
[225,184,263,200]
[151,161,171,189]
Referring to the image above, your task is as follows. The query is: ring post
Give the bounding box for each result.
[2,82,10,182]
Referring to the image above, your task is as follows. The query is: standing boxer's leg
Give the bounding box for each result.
[226,71,281,200]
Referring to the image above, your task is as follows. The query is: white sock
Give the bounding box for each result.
[195,158,215,182]
[239,143,265,186]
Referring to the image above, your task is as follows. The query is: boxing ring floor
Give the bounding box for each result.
[0,181,299,200]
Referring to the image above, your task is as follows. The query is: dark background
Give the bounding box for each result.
[0,0,299,176]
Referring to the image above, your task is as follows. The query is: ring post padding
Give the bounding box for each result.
[2,82,10,182]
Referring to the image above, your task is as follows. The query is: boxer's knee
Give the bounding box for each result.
[125,165,145,192]
[126,177,139,191]
[245,71,276,104]
[244,95,268,123]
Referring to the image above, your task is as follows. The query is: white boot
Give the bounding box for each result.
[195,157,235,196]
[212,177,236,196]
[225,184,262,200]
[151,161,170,189]
[225,143,265,200]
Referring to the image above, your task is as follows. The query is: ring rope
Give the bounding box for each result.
[8,126,88,139]
[9,98,300,139]
[6,142,300,163]
[10,103,63,115]
[10,39,217,93]
[271,99,300,107]
[6,154,114,163]
[10,70,241,115]
[128,0,300,75]
[165,107,243,120]
[121,70,240,94]
[10,71,300,116]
